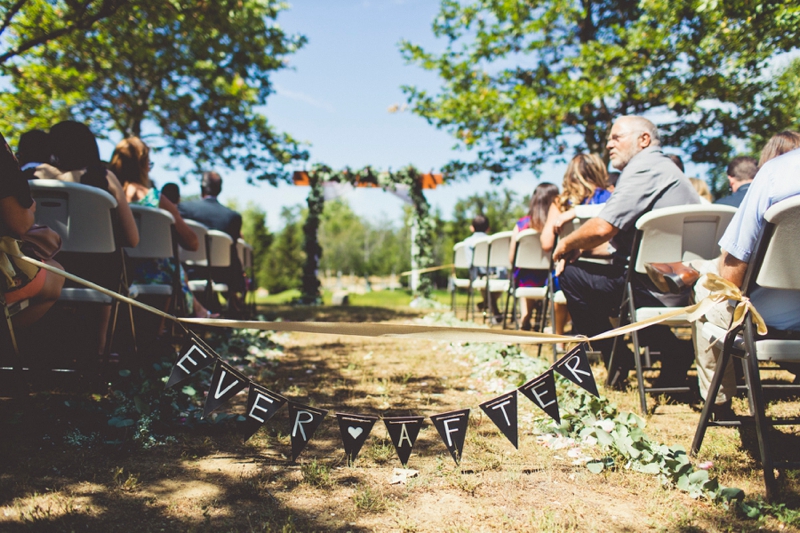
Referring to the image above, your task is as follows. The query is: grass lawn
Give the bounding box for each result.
[1,302,799,532]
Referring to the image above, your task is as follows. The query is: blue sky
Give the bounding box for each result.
[162,0,552,230]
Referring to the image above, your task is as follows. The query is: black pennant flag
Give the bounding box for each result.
[336,413,379,464]
[430,408,470,465]
[242,384,288,441]
[288,402,328,462]
[203,361,249,418]
[479,391,518,449]
[553,343,599,397]
[383,416,424,466]
[166,333,216,389]
[518,369,561,424]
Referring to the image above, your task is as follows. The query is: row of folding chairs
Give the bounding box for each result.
[2,180,255,380]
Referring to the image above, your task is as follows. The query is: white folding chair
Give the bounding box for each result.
[691,196,800,500]
[180,221,233,311]
[473,231,512,324]
[467,236,490,321]
[503,229,551,331]
[29,180,129,368]
[237,238,256,317]
[607,204,737,413]
[449,241,472,317]
[126,205,179,301]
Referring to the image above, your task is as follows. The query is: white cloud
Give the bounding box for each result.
[273,84,336,113]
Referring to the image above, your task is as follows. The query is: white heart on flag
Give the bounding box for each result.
[348,426,363,439]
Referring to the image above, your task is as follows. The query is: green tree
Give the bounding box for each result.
[238,203,273,291]
[0,0,307,182]
[0,0,127,66]
[400,1,800,180]
[449,189,526,245]
[263,206,304,295]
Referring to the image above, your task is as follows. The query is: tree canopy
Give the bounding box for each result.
[0,0,308,183]
[400,0,800,180]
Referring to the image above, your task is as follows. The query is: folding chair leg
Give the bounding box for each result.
[743,320,778,501]
[691,332,736,456]
[502,285,513,329]
[607,281,632,387]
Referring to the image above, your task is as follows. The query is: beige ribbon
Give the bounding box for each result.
[399,264,455,277]
[692,272,768,336]
[16,255,762,346]
[0,236,39,290]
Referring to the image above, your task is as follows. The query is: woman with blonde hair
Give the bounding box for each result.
[538,153,612,338]
[109,137,217,319]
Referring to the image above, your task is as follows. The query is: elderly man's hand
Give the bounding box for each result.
[553,239,580,264]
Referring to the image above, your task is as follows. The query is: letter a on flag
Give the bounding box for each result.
[479,391,518,449]
[166,332,216,389]
[288,401,328,462]
[553,343,599,397]
[519,369,560,424]
[383,416,424,466]
[430,408,470,465]
[242,384,287,441]
[336,413,379,464]
[203,361,249,418]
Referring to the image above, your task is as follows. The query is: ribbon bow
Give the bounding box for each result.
[698,272,768,336]
[0,236,39,290]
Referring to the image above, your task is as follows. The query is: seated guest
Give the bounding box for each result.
[179,171,245,312]
[38,121,139,354]
[758,131,800,168]
[109,137,217,319]
[715,156,757,208]
[509,183,559,330]
[538,153,612,336]
[553,115,700,388]
[462,214,503,322]
[161,182,181,205]
[16,130,54,177]
[689,177,713,203]
[1,132,63,327]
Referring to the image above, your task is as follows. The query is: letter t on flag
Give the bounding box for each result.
[479,391,518,449]
[553,343,599,397]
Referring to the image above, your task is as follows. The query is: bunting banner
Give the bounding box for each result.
[336,413,379,464]
[430,408,470,466]
[519,369,561,424]
[384,416,425,466]
[166,333,217,389]
[288,402,328,462]
[553,344,600,398]
[204,361,250,418]
[242,384,287,441]
[479,391,519,449]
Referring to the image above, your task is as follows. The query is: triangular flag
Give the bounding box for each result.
[553,343,599,397]
[383,416,424,466]
[479,391,518,449]
[430,408,470,465]
[166,332,216,389]
[242,384,287,441]
[518,369,560,424]
[203,361,249,418]
[288,402,328,462]
[336,413,379,464]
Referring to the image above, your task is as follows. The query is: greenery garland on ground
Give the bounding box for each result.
[419,311,800,527]
[298,164,442,302]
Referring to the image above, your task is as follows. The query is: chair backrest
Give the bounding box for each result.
[207,230,233,268]
[514,229,550,270]
[472,237,490,269]
[559,204,605,238]
[29,180,118,253]
[633,204,737,274]
[754,196,800,290]
[236,239,246,268]
[125,205,175,259]
[487,230,513,269]
[179,219,209,264]
[452,241,470,269]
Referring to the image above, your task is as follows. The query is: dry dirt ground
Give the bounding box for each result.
[1,305,799,532]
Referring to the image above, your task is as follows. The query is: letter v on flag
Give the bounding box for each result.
[553,343,599,397]
[203,361,249,418]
